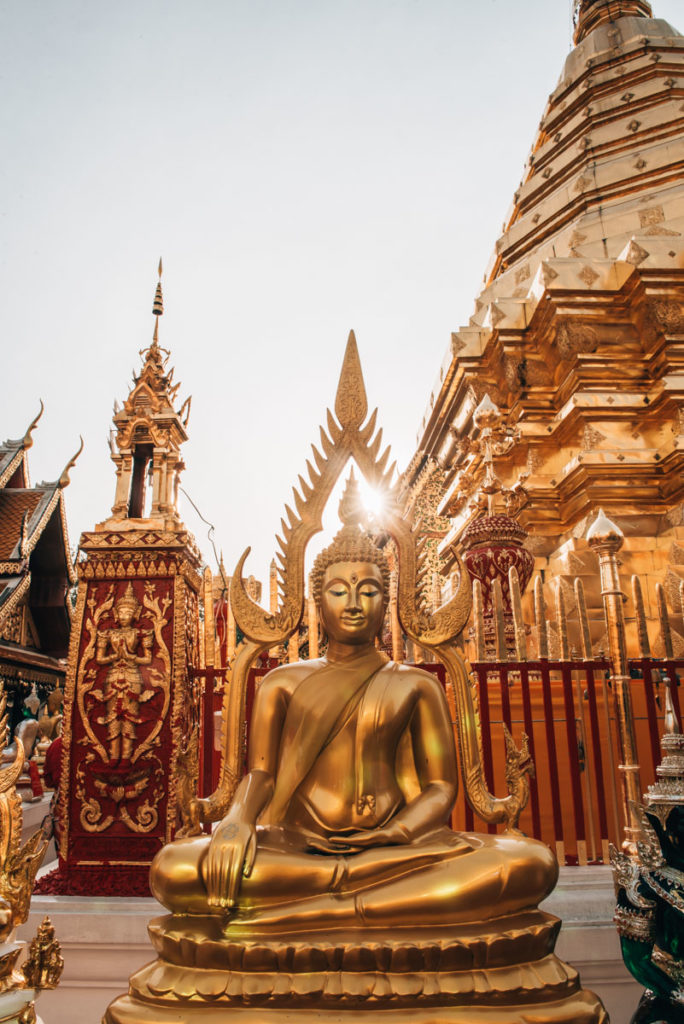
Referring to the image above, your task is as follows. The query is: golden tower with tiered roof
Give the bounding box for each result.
[405,0,684,659]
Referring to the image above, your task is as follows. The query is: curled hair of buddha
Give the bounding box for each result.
[311,471,390,611]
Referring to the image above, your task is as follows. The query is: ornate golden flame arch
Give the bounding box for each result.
[191,332,530,832]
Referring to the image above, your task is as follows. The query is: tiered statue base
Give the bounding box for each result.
[104,909,607,1023]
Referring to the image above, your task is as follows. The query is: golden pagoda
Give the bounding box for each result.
[404,0,684,659]
[49,264,203,894]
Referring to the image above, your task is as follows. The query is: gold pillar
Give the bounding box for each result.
[587,509,642,852]
[390,570,403,663]
[203,567,215,670]
[307,574,318,660]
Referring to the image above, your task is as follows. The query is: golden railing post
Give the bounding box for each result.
[473,579,485,662]
[631,575,651,659]
[509,566,527,661]
[534,576,549,659]
[492,578,507,661]
[656,582,674,659]
[587,509,642,852]
[574,578,592,660]
[555,584,569,661]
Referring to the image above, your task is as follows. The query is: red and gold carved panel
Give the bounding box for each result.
[57,552,201,886]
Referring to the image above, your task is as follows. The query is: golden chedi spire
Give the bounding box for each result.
[408,0,684,594]
[107,260,192,523]
[574,0,653,44]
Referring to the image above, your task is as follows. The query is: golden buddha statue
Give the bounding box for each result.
[106,334,606,1024]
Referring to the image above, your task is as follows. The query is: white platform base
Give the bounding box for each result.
[18,864,642,1024]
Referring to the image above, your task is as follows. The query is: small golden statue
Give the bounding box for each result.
[0,682,63,1023]
[106,334,606,1023]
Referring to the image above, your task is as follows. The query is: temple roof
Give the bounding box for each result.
[0,490,43,559]
[414,0,683,453]
[0,415,78,659]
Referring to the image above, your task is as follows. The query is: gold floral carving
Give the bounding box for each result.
[189,332,531,832]
[173,583,202,839]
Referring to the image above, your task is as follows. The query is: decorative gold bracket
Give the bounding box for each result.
[190,332,530,831]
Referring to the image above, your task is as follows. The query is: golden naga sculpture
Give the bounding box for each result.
[0,682,63,1023]
[106,334,606,1024]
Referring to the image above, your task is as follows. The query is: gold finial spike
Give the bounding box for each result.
[22,400,44,450]
[335,331,368,429]
[656,583,674,659]
[58,436,84,489]
[509,566,527,661]
[555,584,569,661]
[152,258,164,317]
[631,575,651,659]
[574,578,592,660]
[492,577,507,661]
[663,677,680,736]
[473,578,485,662]
[534,576,549,659]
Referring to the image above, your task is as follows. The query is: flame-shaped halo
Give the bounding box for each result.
[189,333,472,827]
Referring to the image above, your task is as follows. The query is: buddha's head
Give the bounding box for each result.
[311,473,390,647]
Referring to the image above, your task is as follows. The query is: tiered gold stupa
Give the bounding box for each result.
[404,0,684,658]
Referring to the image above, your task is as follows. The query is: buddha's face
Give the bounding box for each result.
[320,561,385,646]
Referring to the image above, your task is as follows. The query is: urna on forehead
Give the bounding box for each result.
[322,561,384,586]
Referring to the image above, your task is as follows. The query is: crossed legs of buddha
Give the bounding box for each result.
[150,828,557,929]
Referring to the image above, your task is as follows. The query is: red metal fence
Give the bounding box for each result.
[456,657,684,865]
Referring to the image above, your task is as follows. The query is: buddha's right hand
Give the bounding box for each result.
[202,819,257,909]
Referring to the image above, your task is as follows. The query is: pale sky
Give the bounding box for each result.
[2,0,681,586]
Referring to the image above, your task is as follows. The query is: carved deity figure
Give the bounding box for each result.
[94,582,153,765]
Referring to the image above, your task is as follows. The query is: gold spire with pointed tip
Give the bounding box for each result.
[573,0,653,45]
[152,258,164,317]
[334,331,367,428]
